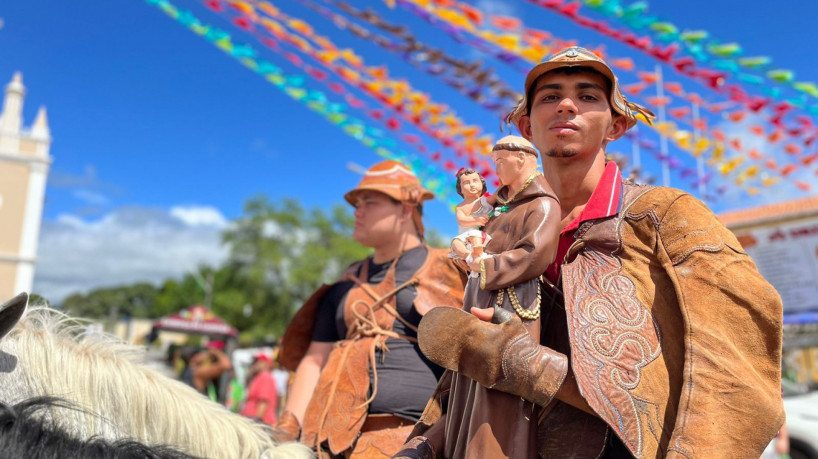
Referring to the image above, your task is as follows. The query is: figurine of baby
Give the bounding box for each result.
[451,168,497,264]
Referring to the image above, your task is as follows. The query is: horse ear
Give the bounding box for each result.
[0,292,28,340]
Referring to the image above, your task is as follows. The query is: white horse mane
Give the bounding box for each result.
[0,306,311,459]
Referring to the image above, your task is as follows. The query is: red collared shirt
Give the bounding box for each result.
[544,161,623,284]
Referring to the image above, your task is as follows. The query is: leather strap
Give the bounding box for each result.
[360,413,415,432]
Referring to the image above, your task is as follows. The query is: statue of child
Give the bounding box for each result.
[451,168,497,264]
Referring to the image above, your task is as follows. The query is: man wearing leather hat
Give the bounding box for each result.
[273,160,466,458]
[400,47,784,458]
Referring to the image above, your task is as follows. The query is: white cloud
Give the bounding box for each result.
[170,206,228,227]
[32,205,230,303]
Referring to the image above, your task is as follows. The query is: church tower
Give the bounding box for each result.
[0,72,52,301]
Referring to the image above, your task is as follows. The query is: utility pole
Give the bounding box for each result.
[192,270,214,308]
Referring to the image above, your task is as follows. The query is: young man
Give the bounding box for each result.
[273,160,466,458]
[404,47,784,458]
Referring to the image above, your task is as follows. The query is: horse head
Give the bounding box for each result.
[0,293,27,341]
[0,298,312,459]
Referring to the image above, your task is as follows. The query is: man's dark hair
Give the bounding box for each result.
[0,396,196,459]
[526,66,614,116]
[455,168,488,198]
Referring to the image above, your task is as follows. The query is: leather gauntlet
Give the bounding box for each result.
[392,436,436,459]
[272,410,301,443]
[418,306,568,407]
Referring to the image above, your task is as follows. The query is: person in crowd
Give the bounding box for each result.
[240,352,278,425]
[183,340,232,402]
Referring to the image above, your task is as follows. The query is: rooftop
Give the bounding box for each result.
[719,194,818,229]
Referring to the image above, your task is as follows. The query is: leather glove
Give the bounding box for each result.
[418,306,568,407]
[271,410,301,443]
[392,436,435,459]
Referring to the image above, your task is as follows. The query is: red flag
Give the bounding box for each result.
[785,143,802,155]
[402,134,421,144]
[622,83,647,96]
[307,68,328,81]
[686,93,704,105]
[669,107,691,119]
[801,154,818,166]
[233,16,253,31]
[730,138,743,151]
[386,118,401,130]
[647,96,672,107]
[458,4,483,25]
[610,58,635,71]
[559,2,581,18]
[638,71,659,84]
[491,15,522,31]
[664,82,684,96]
[651,43,678,62]
[780,164,798,176]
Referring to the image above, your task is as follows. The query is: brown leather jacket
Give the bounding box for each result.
[556,181,784,458]
[414,181,785,458]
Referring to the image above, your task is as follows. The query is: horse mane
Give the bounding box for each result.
[5,306,311,459]
[0,396,196,459]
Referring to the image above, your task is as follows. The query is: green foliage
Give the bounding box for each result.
[222,196,370,339]
[28,293,51,307]
[62,282,158,320]
[424,228,449,249]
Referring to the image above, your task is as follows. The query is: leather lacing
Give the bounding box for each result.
[314,260,420,458]
[346,275,420,409]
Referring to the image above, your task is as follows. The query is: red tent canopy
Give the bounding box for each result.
[154,305,238,337]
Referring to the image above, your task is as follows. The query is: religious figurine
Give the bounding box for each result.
[400,135,562,458]
[451,168,496,264]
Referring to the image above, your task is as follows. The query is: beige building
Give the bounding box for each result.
[720,196,818,386]
[0,73,52,302]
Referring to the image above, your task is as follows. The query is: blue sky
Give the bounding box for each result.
[2,0,817,301]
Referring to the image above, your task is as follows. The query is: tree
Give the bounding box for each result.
[222,196,370,339]
[52,196,374,341]
[61,282,158,321]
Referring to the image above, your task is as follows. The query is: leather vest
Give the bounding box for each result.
[282,247,465,455]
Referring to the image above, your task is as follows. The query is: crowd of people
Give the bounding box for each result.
[169,342,289,427]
